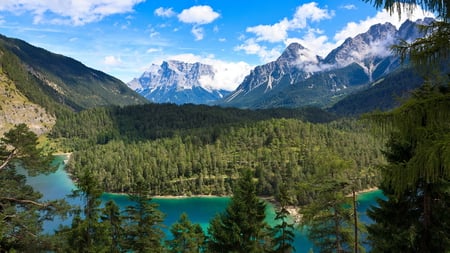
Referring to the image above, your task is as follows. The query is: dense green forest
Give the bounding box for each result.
[48,103,383,200]
[65,118,383,199]
[50,103,337,145]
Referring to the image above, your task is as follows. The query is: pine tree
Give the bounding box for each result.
[270,185,295,253]
[59,169,109,253]
[207,169,270,252]
[366,86,450,252]
[123,182,165,252]
[0,124,67,252]
[166,212,205,253]
[101,200,124,253]
[299,153,363,253]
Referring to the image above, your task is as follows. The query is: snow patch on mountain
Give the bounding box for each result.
[128,60,235,105]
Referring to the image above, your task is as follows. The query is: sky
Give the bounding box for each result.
[0,1,434,91]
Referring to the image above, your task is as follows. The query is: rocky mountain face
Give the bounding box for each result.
[221,18,433,109]
[0,71,55,136]
[322,22,399,82]
[128,60,230,105]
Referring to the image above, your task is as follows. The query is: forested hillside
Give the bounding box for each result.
[66,118,383,200]
[50,103,337,148]
[50,103,383,202]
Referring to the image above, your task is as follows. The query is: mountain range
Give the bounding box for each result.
[0,18,437,135]
[128,18,432,111]
[220,18,433,109]
[128,60,230,105]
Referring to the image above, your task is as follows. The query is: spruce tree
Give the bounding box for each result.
[299,153,363,253]
[101,200,124,253]
[166,212,205,253]
[207,169,269,252]
[58,169,108,253]
[123,181,165,252]
[270,184,295,253]
[366,86,450,252]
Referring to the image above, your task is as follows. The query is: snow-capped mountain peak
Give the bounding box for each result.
[127,60,230,105]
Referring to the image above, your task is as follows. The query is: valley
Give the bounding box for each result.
[0,1,449,251]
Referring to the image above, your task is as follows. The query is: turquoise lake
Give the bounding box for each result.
[25,155,384,252]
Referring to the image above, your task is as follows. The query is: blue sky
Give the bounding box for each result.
[0,1,434,90]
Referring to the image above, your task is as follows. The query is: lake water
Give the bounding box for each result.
[25,155,384,252]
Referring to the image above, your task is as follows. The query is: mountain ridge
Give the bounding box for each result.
[0,34,147,111]
[128,60,231,105]
[219,18,433,109]
[0,33,147,134]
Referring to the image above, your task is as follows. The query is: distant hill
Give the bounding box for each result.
[0,34,147,111]
[0,34,147,133]
[327,67,424,116]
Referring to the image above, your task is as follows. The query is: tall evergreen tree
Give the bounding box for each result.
[101,200,124,253]
[270,184,295,253]
[166,212,205,253]
[58,169,109,253]
[366,86,450,252]
[299,153,363,253]
[123,182,165,252]
[207,169,269,252]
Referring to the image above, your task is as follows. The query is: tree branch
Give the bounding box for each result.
[0,197,51,208]
[0,148,17,171]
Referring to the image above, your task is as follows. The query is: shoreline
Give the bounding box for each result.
[58,153,379,223]
[346,187,379,197]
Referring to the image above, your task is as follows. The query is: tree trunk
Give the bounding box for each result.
[353,189,358,253]
[421,183,432,252]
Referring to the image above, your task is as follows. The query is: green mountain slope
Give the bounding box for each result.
[220,62,372,109]
[0,34,147,114]
[327,67,424,116]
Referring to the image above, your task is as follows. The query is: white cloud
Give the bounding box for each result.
[0,0,145,26]
[340,4,357,10]
[238,2,435,63]
[103,55,122,66]
[154,7,175,18]
[146,48,162,53]
[152,53,253,91]
[237,2,334,61]
[245,2,333,44]
[246,18,290,43]
[234,39,282,63]
[191,26,204,40]
[291,2,334,28]
[177,5,220,25]
[284,28,335,59]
